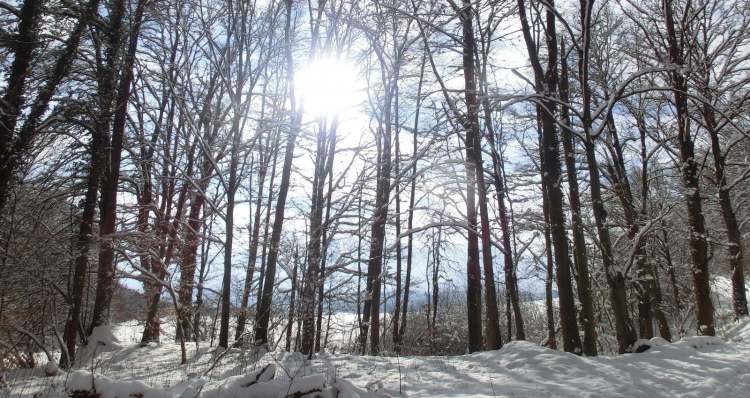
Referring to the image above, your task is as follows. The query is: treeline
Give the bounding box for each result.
[0,0,749,369]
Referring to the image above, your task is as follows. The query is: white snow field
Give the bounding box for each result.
[3,317,750,397]
[3,276,750,398]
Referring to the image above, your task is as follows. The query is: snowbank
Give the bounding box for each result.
[8,318,750,397]
[66,370,173,398]
[65,363,385,398]
[76,326,124,366]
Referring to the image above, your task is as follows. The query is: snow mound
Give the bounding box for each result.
[66,364,385,398]
[88,325,122,348]
[76,325,124,366]
[495,340,582,370]
[201,364,278,398]
[67,370,173,398]
[673,335,726,350]
[25,317,750,398]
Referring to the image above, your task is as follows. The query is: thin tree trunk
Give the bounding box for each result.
[315,128,337,353]
[219,114,242,348]
[301,121,330,356]
[558,38,595,355]
[193,215,212,340]
[704,98,748,318]
[432,223,442,335]
[236,92,273,341]
[177,73,220,342]
[542,186,557,350]
[254,0,303,345]
[363,66,395,356]
[285,249,299,352]
[604,113,656,340]
[481,61,524,343]
[255,130,281,308]
[398,54,424,345]
[392,87,403,351]
[356,179,365,351]
[51,0,103,367]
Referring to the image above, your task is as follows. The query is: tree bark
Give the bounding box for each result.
[398,53,425,346]
[704,103,748,317]
[663,0,714,336]
[517,0,582,353]
[286,249,299,352]
[254,0,302,346]
[541,174,557,350]
[91,0,147,330]
[301,121,331,356]
[458,0,486,353]
[235,92,272,341]
[315,127,336,353]
[392,89,403,351]
[0,0,41,213]
[2,0,102,217]
[558,39,595,355]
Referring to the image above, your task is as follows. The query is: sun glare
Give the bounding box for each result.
[295,58,359,118]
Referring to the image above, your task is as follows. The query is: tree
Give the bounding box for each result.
[516,0,582,354]
[662,0,714,336]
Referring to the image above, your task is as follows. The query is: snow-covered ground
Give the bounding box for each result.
[3,317,750,397]
[4,276,750,397]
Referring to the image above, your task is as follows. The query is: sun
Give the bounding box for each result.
[295,57,360,118]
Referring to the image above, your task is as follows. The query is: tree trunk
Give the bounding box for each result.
[361,47,398,354]
[574,0,634,353]
[255,131,281,310]
[91,0,146,330]
[286,249,299,352]
[517,0,582,353]
[663,0,714,336]
[398,54,425,345]
[582,134,637,353]
[301,122,330,356]
[2,0,102,218]
[481,58,524,342]
[315,128,336,353]
[459,0,486,353]
[64,121,106,366]
[219,122,242,348]
[704,103,748,317]
[236,96,274,342]
[432,223,442,336]
[0,0,41,213]
[542,180,557,350]
[254,0,302,345]
[558,38,596,355]
[392,90,403,351]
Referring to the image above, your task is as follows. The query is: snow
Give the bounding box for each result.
[66,370,174,398]
[75,325,124,366]
[5,318,750,397]
[4,276,750,397]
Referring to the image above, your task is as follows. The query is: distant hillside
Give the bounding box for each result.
[110,283,147,323]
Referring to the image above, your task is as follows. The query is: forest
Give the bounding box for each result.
[1,0,750,393]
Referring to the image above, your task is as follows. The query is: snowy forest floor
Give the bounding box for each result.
[4,316,750,397]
